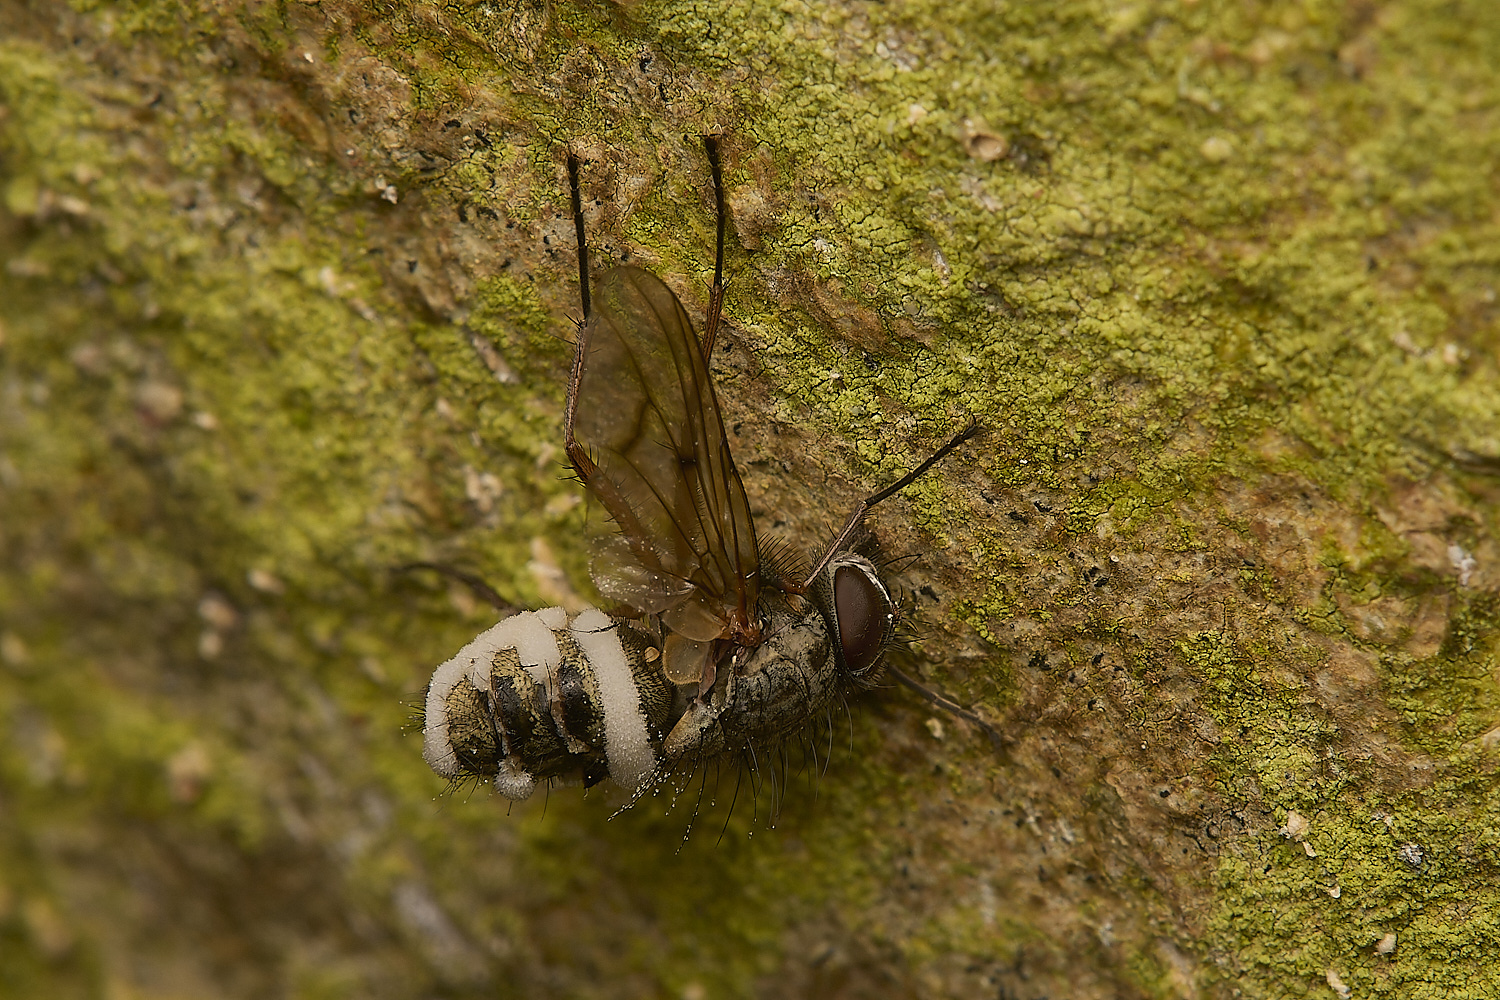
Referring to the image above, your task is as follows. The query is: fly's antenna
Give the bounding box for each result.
[701,134,727,360]
[567,152,591,321]
[800,420,981,590]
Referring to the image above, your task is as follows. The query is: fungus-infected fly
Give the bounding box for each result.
[422,137,989,804]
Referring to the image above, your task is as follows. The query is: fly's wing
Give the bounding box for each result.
[567,266,759,641]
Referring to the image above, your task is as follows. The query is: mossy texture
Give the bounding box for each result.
[2,0,1498,997]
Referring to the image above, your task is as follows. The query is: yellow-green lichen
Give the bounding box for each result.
[5,0,1500,997]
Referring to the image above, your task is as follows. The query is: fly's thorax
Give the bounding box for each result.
[422,607,676,801]
[807,553,897,679]
[659,595,837,760]
[730,592,830,683]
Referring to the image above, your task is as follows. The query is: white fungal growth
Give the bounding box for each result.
[423,606,656,797]
[487,609,563,689]
[422,620,513,777]
[494,759,536,800]
[422,610,564,778]
[534,605,567,630]
[571,608,656,792]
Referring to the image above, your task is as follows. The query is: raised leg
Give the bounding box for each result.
[563,151,597,482]
[800,420,981,590]
[567,152,591,322]
[701,135,727,361]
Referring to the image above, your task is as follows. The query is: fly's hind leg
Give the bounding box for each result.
[394,562,517,616]
[563,150,597,484]
[700,134,727,361]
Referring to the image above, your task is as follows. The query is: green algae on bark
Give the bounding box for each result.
[3,0,1500,997]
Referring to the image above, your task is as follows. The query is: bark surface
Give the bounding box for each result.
[2,1,1499,998]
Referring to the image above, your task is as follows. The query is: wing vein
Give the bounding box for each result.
[569,267,759,639]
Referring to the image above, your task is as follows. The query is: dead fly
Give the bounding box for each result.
[421,137,985,808]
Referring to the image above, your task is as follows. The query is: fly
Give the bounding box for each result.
[421,137,987,802]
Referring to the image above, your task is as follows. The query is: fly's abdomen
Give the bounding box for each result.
[422,607,673,800]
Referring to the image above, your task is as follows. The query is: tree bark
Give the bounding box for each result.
[2,1,1498,997]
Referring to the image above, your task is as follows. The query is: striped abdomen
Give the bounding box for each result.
[422,607,674,799]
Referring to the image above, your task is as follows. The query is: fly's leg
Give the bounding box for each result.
[700,134,727,361]
[565,138,729,486]
[403,157,593,623]
[567,152,591,324]
[395,562,517,616]
[563,150,597,483]
[885,663,1006,752]
[800,421,981,592]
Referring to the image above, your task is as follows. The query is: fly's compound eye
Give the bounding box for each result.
[831,560,894,676]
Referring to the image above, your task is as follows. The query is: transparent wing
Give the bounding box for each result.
[566,266,759,642]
